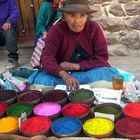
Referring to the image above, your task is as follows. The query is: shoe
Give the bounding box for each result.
[6,59,18,70]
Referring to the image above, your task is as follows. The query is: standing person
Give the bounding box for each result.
[0,0,20,70]
[36,0,62,39]
[30,0,62,68]
[28,0,133,91]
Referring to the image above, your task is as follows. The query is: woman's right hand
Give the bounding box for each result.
[59,70,79,91]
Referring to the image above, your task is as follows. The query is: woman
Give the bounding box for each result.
[28,0,135,91]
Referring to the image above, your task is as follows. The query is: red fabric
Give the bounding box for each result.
[41,20,110,76]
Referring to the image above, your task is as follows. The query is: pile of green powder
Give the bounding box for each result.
[95,105,121,115]
[69,89,94,102]
[6,103,33,117]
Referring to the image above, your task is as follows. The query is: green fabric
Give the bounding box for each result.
[36,2,61,36]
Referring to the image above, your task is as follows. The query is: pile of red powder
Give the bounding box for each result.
[62,103,89,117]
[21,116,52,135]
[0,102,8,113]
[123,102,140,119]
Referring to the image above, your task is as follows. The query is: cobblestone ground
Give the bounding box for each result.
[0,47,140,80]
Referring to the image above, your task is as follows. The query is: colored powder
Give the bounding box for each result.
[43,90,67,102]
[69,89,94,102]
[0,90,16,101]
[21,116,52,135]
[115,118,140,135]
[33,102,61,116]
[18,91,42,102]
[0,102,8,113]
[51,117,82,135]
[123,102,140,118]
[62,103,89,117]
[6,103,33,117]
[95,105,120,115]
[0,116,18,133]
[83,118,114,135]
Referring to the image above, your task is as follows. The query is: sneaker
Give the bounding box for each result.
[6,59,18,70]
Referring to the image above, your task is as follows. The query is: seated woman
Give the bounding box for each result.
[28,0,135,91]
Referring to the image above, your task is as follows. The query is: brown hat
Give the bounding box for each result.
[58,0,96,14]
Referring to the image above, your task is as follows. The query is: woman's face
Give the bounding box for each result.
[64,12,88,33]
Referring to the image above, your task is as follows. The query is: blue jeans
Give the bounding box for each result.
[0,26,18,61]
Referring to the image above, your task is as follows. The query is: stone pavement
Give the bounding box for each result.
[0,46,140,80]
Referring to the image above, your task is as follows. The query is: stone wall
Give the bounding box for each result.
[89,0,140,56]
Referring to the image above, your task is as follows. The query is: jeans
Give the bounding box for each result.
[0,26,18,61]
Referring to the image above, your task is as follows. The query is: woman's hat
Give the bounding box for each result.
[58,0,96,14]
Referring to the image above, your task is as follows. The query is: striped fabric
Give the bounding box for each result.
[30,38,45,68]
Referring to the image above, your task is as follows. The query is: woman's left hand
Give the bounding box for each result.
[60,61,80,71]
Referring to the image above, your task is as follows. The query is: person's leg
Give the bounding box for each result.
[28,69,65,86]
[4,26,19,69]
[5,26,18,61]
[71,67,121,84]
[0,30,5,46]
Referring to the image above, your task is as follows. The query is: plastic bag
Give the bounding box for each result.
[30,38,45,68]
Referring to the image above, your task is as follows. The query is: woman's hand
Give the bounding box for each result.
[60,61,80,71]
[59,70,79,91]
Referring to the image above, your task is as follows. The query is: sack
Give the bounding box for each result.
[30,38,45,68]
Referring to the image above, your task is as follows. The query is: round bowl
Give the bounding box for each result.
[122,102,140,119]
[33,102,61,120]
[0,90,17,105]
[0,102,8,118]
[83,117,114,138]
[6,103,34,118]
[42,90,68,106]
[94,103,122,122]
[62,102,90,121]
[17,90,43,105]
[115,117,140,139]
[0,116,19,134]
[69,88,95,106]
[51,117,82,137]
[21,116,52,137]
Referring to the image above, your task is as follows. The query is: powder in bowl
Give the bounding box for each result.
[115,117,140,139]
[0,90,17,105]
[33,102,61,118]
[51,117,82,137]
[0,116,18,133]
[62,102,90,119]
[21,116,52,137]
[69,88,94,105]
[6,103,34,117]
[17,90,42,105]
[83,117,114,138]
[0,102,8,118]
[43,90,68,105]
[123,102,140,119]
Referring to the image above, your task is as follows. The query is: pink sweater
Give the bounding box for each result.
[41,20,110,76]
